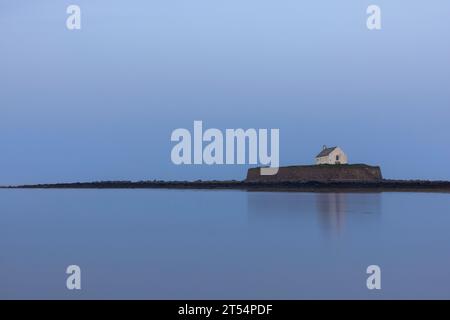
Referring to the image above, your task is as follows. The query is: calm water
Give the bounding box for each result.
[1,189,450,299]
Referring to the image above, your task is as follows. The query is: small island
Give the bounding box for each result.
[3,146,450,193]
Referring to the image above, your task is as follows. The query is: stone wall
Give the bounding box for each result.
[246,164,382,182]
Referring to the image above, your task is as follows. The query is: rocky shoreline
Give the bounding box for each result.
[4,179,450,193]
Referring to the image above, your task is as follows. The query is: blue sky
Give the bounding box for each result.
[1,1,450,184]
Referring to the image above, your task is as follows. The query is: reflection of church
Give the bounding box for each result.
[247,192,381,235]
[316,193,347,233]
[316,193,382,234]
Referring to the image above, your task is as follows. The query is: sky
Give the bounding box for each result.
[1,0,450,184]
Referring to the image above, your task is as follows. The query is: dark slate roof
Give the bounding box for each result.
[316,146,337,158]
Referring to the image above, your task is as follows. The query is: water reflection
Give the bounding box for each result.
[316,193,347,233]
[247,192,381,234]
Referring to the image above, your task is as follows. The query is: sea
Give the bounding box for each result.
[1,189,449,299]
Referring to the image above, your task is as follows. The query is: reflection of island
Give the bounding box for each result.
[247,192,381,234]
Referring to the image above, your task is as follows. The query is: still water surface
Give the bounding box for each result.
[1,189,449,299]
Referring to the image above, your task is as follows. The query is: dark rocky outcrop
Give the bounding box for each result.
[6,178,450,193]
[3,164,450,193]
[246,164,382,182]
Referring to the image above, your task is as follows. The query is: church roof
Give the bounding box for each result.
[316,146,337,158]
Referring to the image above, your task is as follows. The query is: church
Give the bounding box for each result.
[315,146,348,165]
